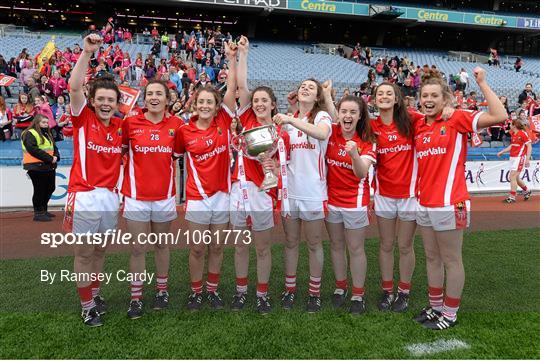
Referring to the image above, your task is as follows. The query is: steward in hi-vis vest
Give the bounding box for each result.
[22,128,59,171]
[21,119,60,222]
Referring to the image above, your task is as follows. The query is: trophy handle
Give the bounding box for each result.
[231,133,244,153]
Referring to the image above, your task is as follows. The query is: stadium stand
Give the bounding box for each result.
[1,29,539,165]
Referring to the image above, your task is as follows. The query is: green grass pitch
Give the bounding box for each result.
[1,228,539,359]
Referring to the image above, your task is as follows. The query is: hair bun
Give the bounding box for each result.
[421,69,443,83]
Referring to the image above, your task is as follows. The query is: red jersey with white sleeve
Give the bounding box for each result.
[231,108,290,200]
[326,123,376,208]
[414,109,484,207]
[121,113,182,200]
[510,130,531,157]
[68,102,123,192]
[283,110,333,201]
[371,110,423,199]
[175,105,234,200]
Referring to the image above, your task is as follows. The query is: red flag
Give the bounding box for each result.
[0,74,16,87]
[105,17,114,34]
[118,85,140,117]
[530,115,540,133]
[102,45,113,59]
[471,132,483,147]
[139,76,148,88]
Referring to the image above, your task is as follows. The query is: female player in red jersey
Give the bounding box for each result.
[229,36,289,314]
[175,41,238,311]
[413,68,507,330]
[122,79,181,319]
[67,34,123,327]
[497,119,532,202]
[370,83,422,312]
[273,79,333,313]
[324,95,376,314]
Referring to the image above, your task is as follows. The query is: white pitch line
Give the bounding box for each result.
[406,338,470,356]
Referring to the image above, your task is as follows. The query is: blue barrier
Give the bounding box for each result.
[0,139,74,166]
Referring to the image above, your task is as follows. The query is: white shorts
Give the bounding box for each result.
[325,204,370,229]
[185,191,230,225]
[509,156,526,172]
[416,200,470,232]
[284,198,328,221]
[374,194,417,222]
[123,196,177,223]
[230,181,274,231]
[63,188,120,234]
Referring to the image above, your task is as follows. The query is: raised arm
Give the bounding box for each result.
[236,35,251,110]
[70,34,102,114]
[273,113,331,140]
[322,79,338,121]
[221,40,237,112]
[474,67,508,130]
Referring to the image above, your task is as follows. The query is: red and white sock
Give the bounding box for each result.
[382,279,394,294]
[521,185,528,191]
[156,274,168,293]
[428,286,444,312]
[206,272,220,294]
[335,279,348,292]
[509,191,517,198]
[236,277,248,294]
[398,281,411,295]
[256,283,268,298]
[130,280,143,301]
[442,296,461,321]
[285,274,296,293]
[78,285,95,311]
[308,275,321,296]
[351,286,365,300]
[91,279,100,298]
[191,280,203,294]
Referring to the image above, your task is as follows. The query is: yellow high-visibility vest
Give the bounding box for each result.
[21,129,54,164]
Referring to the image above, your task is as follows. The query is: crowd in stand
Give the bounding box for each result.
[341,45,539,144]
[0,25,234,141]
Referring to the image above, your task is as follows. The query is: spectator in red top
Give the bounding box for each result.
[186,62,197,83]
[13,93,35,139]
[57,103,73,138]
[151,27,159,39]
[466,91,478,111]
[217,64,228,85]
[40,57,52,77]
[63,48,74,64]
[49,70,67,99]
[72,45,81,63]
[160,73,177,91]
[123,28,132,43]
[34,95,57,131]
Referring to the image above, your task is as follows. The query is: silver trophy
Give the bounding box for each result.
[232,124,280,191]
